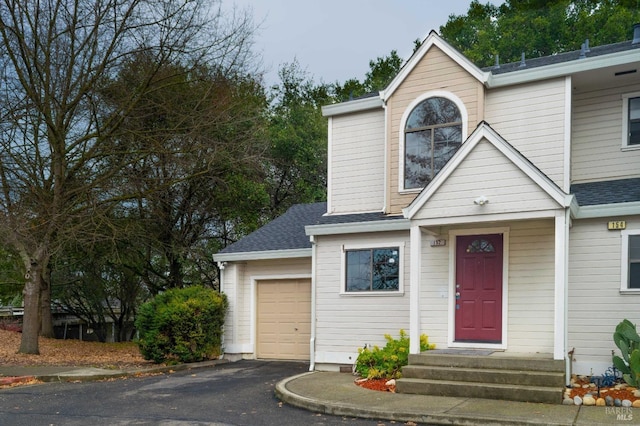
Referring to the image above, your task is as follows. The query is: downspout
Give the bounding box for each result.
[217,261,227,356]
[382,99,389,213]
[309,235,317,371]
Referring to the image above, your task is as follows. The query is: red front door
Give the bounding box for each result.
[455,234,503,343]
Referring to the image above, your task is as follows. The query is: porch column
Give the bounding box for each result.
[409,225,422,354]
[553,209,569,360]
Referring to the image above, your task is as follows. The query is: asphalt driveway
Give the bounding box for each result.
[0,360,388,425]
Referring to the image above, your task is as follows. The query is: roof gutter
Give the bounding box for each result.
[574,201,640,219]
[213,248,311,262]
[487,48,640,88]
[306,218,410,236]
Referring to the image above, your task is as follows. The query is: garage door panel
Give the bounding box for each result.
[257,279,311,360]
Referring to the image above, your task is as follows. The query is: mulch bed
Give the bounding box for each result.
[356,376,640,403]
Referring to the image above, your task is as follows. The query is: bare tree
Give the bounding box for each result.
[0,0,257,354]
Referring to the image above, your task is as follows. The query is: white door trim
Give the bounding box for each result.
[447,227,509,350]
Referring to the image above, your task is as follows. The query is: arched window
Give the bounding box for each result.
[404,97,462,189]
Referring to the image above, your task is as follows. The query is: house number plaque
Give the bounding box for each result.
[607,220,627,230]
[607,221,626,230]
[430,239,447,247]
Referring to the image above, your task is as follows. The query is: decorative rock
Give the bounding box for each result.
[601,388,609,393]
[634,389,640,397]
[614,398,622,407]
[583,395,596,406]
[563,398,575,405]
[622,399,632,407]
[572,383,581,388]
[615,383,629,390]
[589,383,596,388]
[385,379,396,387]
[633,400,640,408]
[582,384,590,389]
[596,398,606,406]
[573,396,583,406]
[605,395,614,406]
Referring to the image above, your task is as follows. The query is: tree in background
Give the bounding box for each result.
[106,56,268,293]
[0,0,257,354]
[440,0,640,68]
[265,61,330,218]
[333,50,404,101]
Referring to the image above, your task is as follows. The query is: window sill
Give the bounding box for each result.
[619,289,640,295]
[621,145,640,152]
[340,291,405,297]
[399,189,422,195]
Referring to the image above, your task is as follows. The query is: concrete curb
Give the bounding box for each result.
[275,372,576,426]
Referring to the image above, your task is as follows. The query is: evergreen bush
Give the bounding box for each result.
[135,286,227,364]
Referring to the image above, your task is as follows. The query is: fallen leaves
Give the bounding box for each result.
[0,329,152,369]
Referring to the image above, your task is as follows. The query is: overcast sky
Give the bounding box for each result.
[225,0,501,86]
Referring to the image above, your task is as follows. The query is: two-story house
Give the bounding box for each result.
[214,27,640,383]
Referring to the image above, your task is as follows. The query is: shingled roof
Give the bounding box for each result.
[485,39,640,75]
[217,202,327,254]
[571,178,640,206]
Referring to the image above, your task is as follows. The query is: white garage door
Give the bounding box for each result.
[256,279,311,360]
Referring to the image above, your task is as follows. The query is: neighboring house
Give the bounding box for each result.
[214,26,640,378]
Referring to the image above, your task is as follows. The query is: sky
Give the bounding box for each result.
[224,0,501,86]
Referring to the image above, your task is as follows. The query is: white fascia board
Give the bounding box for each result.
[305,218,410,236]
[575,201,640,219]
[381,33,489,101]
[487,49,640,88]
[213,248,311,262]
[321,96,383,117]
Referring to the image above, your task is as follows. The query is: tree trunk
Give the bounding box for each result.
[39,266,55,338]
[19,261,42,354]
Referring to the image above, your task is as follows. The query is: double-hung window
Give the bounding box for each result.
[345,247,400,293]
[622,94,640,148]
[622,230,640,291]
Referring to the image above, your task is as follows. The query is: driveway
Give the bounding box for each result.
[0,360,387,425]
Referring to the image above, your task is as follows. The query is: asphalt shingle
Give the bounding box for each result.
[218,202,327,254]
[571,178,640,206]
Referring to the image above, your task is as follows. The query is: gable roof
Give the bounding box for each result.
[380,31,489,101]
[213,202,327,261]
[403,122,573,220]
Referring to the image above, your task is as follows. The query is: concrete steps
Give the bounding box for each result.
[396,351,565,404]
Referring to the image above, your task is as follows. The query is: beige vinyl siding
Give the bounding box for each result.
[419,220,555,353]
[506,220,555,353]
[222,257,311,354]
[387,46,484,213]
[314,232,410,358]
[412,140,560,221]
[568,217,640,373]
[485,78,566,188]
[572,81,640,183]
[330,110,385,213]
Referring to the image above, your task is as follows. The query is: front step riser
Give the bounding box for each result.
[402,366,565,387]
[396,380,560,404]
[408,354,564,372]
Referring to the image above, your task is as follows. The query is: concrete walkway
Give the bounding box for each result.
[1,363,637,425]
[276,371,639,425]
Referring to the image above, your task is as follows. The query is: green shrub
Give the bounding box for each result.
[135,286,228,364]
[354,329,435,379]
[613,319,640,387]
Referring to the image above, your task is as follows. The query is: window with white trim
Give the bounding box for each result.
[345,247,399,292]
[404,97,462,189]
[622,94,640,148]
[622,230,640,290]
